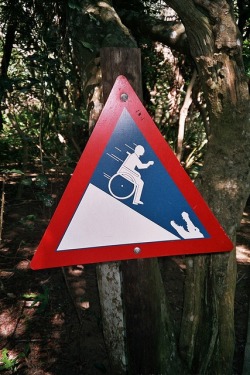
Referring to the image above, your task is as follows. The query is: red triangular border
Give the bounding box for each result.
[31,76,233,269]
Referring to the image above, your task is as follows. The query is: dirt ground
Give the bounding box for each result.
[0,173,249,375]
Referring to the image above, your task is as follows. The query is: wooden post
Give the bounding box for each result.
[98,47,183,375]
[101,47,143,102]
[97,47,142,375]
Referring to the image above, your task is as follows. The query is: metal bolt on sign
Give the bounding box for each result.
[134,247,141,254]
[120,93,128,102]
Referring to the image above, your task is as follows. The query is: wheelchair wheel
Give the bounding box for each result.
[108,173,136,200]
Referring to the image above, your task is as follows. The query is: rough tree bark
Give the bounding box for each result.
[97,47,143,375]
[165,1,250,373]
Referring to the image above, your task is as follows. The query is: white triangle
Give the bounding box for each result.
[57,183,180,251]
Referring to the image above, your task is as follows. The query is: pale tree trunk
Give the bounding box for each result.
[166,1,250,373]
[176,69,197,161]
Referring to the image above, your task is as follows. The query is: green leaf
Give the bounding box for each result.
[68,2,82,11]
[22,292,37,299]
[0,349,15,370]
[35,175,48,188]
[20,178,32,186]
[79,41,94,52]
[2,169,24,175]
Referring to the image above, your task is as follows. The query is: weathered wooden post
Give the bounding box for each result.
[98,47,183,375]
[96,47,142,375]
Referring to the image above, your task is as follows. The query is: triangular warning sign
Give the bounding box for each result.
[31,76,233,269]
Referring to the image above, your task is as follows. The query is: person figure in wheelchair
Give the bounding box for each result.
[112,145,154,205]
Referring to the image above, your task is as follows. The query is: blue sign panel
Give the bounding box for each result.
[91,109,209,240]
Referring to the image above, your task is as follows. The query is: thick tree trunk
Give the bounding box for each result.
[165,1,250,373]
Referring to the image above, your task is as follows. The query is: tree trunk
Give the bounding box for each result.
[176,69,197,161]
[96,47,142,375]
[122,258,185,374]
[165,1,250,373]
[96,262,126,374]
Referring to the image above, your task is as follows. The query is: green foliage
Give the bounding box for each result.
[141,42,208,177]
[19,214,37,229]
[22,285,50,313]
[243,38,250,78]
[182,125,207,179]
[0,346,29,373]
[0,0,88,171]
[1,169,24,175]
[68,0,82,11]
[142,44,177,136]
[33,174,55,207]
[1,0,247,181]
[20,174,55,207]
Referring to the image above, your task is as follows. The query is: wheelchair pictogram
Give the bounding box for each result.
[108,145,154,205]
[108,172,136,200]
